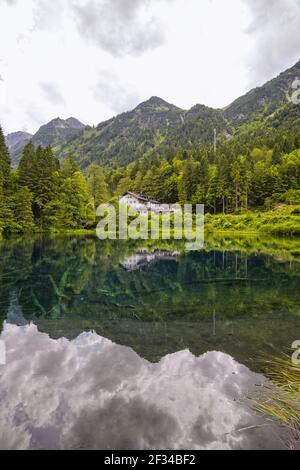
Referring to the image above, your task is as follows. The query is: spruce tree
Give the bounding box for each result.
[0,126,13,233]
[18,141,37,191]
[13,187,35,232]
[19,144,60,227]
[35,146,60,209]
[0,125,11,192]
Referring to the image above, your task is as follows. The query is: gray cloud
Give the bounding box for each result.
[40,82,65,105]
[71,0,172,57]
[30,0,174,57]
[93,70,140,113]
[0,0,17,5]
[243,0,300,86]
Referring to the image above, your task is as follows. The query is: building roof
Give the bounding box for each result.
[120,191,158,204]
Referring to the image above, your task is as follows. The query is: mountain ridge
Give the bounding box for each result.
[5,58,300,167]
[6,117,87,165]
[5,131,33,165]
[32,116,86,148]
[224,59,300,124]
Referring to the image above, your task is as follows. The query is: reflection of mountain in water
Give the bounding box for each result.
[6,292,28,327]
[0,319,290,450]
[121,249,180,271]
[0,237,300,366]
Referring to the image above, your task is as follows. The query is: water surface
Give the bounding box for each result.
[0,235,299,449]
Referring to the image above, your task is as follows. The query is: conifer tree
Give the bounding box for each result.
[86,163,109,209]
[0,125,11,192]
[13,187,35,232]
[61,155,79,178]
[18,141,37,192]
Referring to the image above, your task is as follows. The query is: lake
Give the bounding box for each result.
[0,234,299,449]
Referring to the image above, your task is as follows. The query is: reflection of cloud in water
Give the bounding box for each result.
[0,322,287,450]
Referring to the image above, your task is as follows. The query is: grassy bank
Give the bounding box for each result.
[1,205,300,238]
[255,355,300,449]
[205,205,300,236]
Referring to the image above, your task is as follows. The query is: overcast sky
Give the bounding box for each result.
[0,0,299,134]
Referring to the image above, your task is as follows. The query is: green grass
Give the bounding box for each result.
[205,206,300,236]
[254,355,300,449]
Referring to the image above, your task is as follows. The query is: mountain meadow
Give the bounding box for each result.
[1,60,300,236]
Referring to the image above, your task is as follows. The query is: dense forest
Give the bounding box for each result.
[0,126,109,234]
[1,112,300,235]
[1,60,300,235]
[108,121,300,212]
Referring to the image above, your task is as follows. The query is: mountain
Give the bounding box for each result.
[64,117,87,130]
[7,59,300,169]
[166,104,229,149]
[52,97,229,167]
[224,60,300,125]
[53,60,300,167]
[6,117,86,166]
[5,131,33,166]
[32,117,86,148]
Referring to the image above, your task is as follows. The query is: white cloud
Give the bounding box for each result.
[71,0,173,58]
[0,0,17,5]
[40,82,65,105]
[0,0,299,134]
[32,0,65,32]
[243,0,300,86]
[93,70,141,114]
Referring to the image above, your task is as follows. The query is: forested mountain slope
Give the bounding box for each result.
[5,59,300,169]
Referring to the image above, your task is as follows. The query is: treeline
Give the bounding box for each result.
[107,123,300,213]
[1,119,300,235]
[0,126,108,234]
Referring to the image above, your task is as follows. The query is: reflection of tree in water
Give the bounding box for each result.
[0,235,300,328]
[0,237,94,321]
[28,237,98,318]
[31,269,71,318]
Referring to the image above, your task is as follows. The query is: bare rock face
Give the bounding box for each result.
[32,117,86,147]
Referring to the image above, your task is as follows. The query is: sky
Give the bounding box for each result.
[0,0,299,134]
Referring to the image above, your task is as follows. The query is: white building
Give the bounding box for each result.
[119,192,179,215]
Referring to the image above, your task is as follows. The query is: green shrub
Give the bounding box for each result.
[291,206,300,215]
